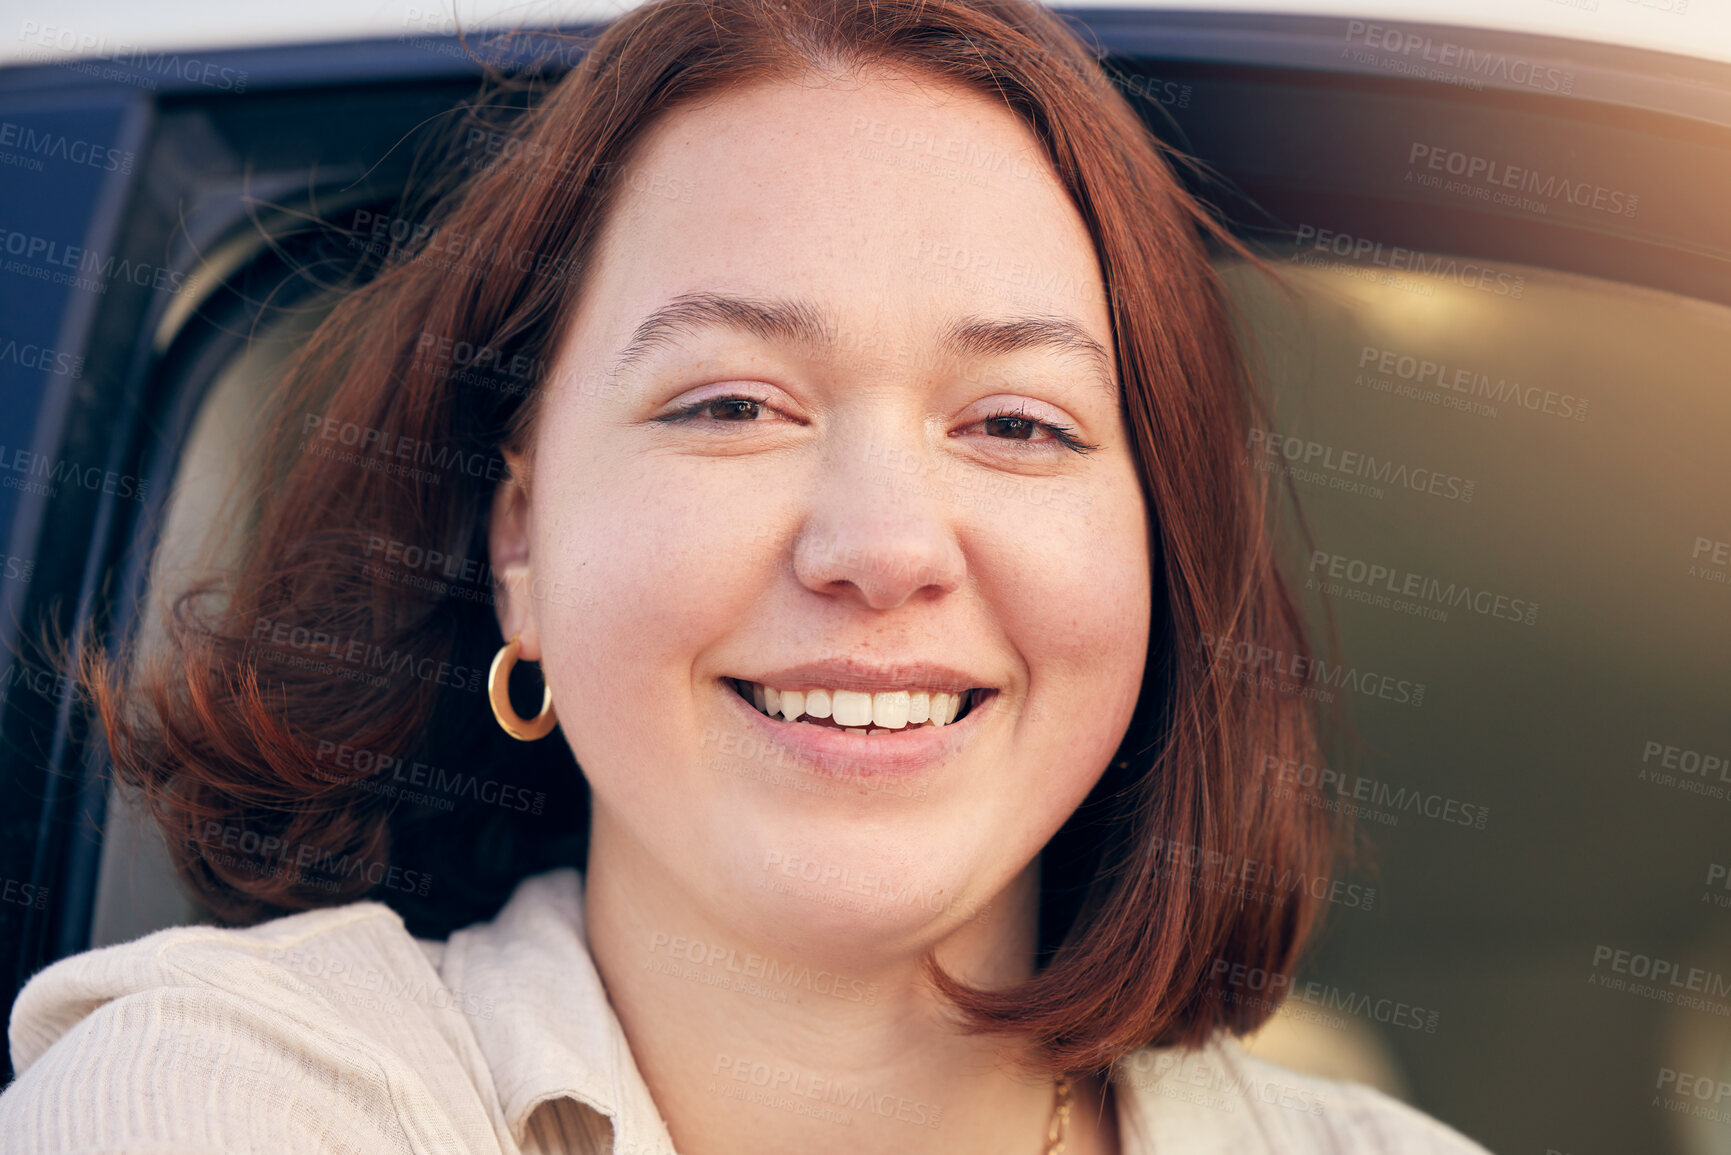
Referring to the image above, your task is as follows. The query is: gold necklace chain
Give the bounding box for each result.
[1043,1075,1073,1155]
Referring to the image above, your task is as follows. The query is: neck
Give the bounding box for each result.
[582,826,1119,1155]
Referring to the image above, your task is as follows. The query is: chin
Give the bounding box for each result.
[694,815,1003,966]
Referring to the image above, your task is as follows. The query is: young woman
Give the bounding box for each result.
[1,0,1491,1151]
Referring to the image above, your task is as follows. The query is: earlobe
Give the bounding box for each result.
[489,451,541,660]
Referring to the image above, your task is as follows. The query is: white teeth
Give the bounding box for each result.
[831,689,873,727]
[872,691,910,729]
[739,681,977,730]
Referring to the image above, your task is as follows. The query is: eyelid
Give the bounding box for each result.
[657,382,801,421]
[963,393,1075,423]
[958,395,1099,454]
[656,386,1094,452]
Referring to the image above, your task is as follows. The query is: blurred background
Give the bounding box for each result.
[0,3,1728,1152]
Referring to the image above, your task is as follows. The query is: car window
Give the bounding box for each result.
[86,300,327,949]
[1223,250,1731,1150]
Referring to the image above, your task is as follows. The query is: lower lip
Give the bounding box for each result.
[719,681,994,778]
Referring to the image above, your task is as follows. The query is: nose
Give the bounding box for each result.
[791,430,966,610]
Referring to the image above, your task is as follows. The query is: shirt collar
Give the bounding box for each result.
[441,867,1206,1155]
[441,867,679,1154]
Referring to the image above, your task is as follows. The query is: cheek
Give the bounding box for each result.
[991,494,1152,779]
[527,456,773,748]
[1009,490,1151,682]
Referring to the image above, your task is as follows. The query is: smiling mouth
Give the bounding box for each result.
[726,678,988,734]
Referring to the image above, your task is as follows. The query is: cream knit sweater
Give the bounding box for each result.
[1,868,1492,1154]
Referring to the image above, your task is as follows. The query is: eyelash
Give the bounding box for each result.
[657,393,1099,455]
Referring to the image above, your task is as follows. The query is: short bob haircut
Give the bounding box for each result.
[82,0,1339,1075]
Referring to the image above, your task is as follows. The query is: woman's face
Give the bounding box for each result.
[493,69,1151,966]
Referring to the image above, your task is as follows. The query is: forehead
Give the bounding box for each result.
[575,70,1112,365]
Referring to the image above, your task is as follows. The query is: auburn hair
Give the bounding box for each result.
[79,0,1342,1075]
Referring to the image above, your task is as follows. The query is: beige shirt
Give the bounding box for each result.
[2,867,1491,1153]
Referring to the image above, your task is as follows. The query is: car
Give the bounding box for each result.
[1,4,1728,1151]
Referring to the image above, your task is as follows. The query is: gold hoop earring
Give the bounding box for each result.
[489,633,557,741]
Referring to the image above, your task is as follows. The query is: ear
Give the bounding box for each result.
[489,448,541,662]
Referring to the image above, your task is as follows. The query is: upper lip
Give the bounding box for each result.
[729,657,992,696]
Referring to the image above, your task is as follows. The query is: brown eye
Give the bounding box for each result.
[707,398,762,421]
[964,407,1098,454]
[984,415,1038,440]
[654,391,796,429]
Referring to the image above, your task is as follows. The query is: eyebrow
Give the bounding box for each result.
[607,290,1115,388]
